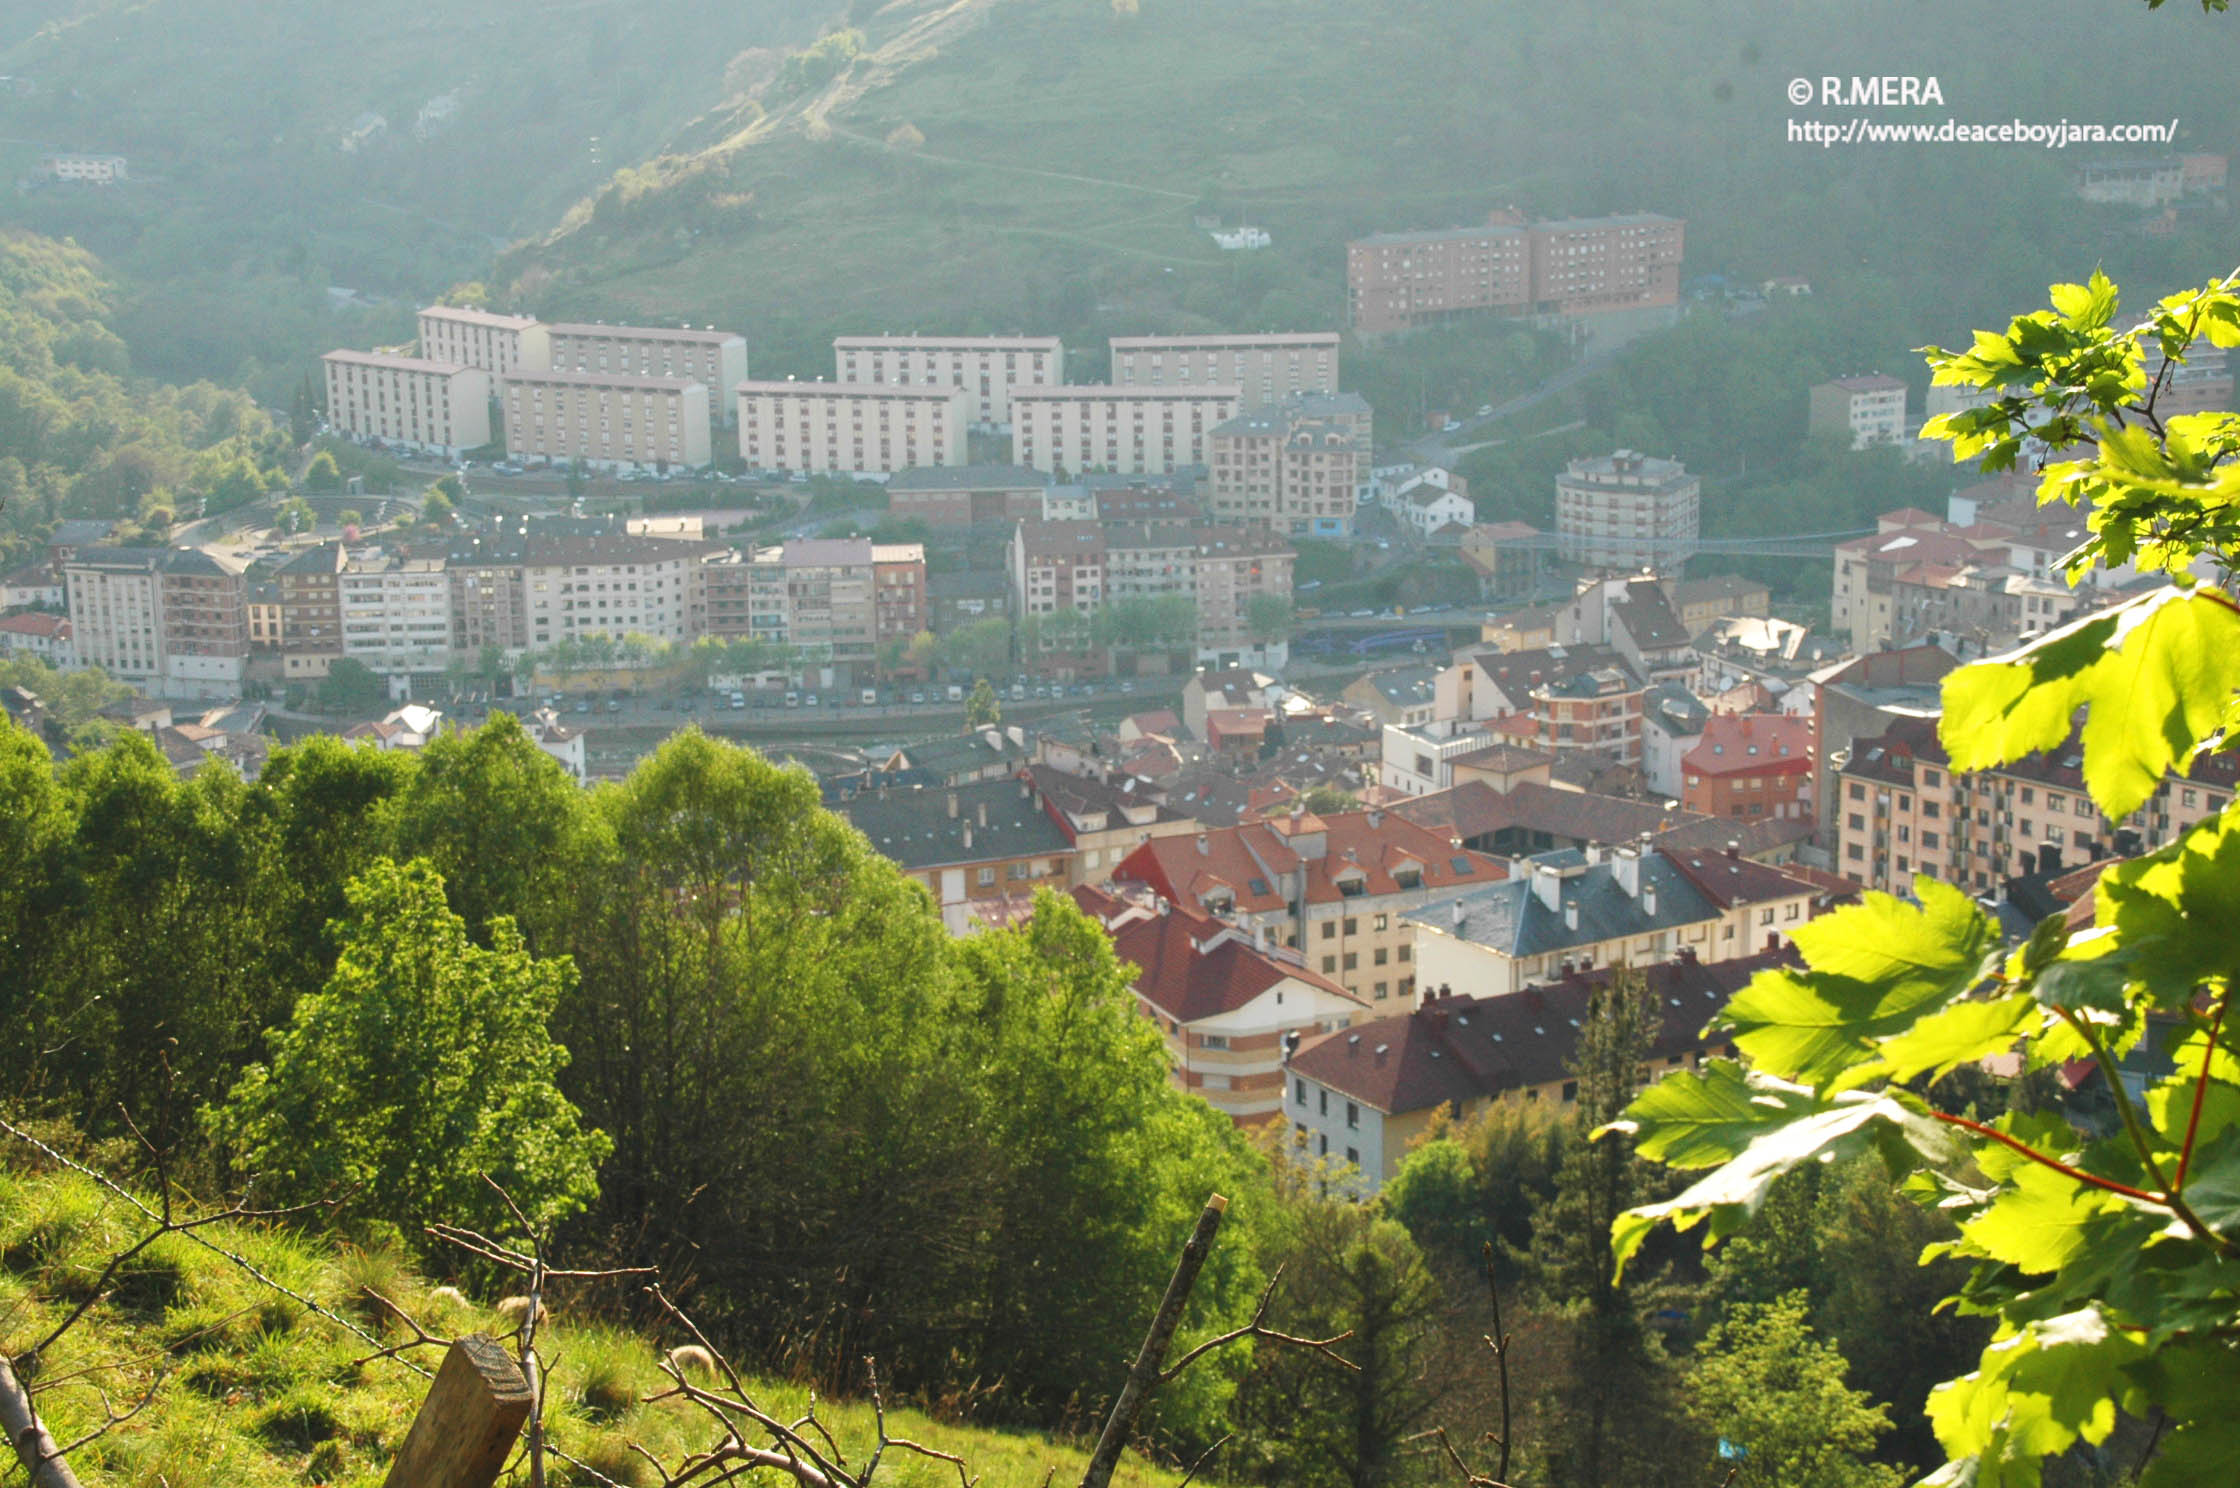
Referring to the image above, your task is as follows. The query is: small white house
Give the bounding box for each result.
[1210,226,1272,251]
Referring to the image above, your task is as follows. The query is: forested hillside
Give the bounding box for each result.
[0,0,825,396]
[495,0,2240,379]
[0,230,287,567]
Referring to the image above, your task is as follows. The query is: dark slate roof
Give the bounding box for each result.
[1407,850,1719,959]
[841,776,1073,871]
[1356,666,1438,709]
[1290,948,1793,1114]
[1471,644,1637,708]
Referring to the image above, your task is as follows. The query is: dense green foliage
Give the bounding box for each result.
[0,714,1270,1444]
[0,231,288,567]
[205,857,610,1237]
[1612,261,2240,1483]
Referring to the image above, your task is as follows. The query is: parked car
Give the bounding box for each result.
[1477,404,1495,417]
[860,687,878,706]
[946,684,965,702]
[730,692,747,709]
[804,693,820,708]
[784,691,800,708]
[910,690,927,705]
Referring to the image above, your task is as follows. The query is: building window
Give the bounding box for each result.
[1343,952,1358,971]
[1201,1034,1228,1051]
[1342,917,1358,936]
[1322,920,1335,940]
[1346,1147,1359,1167]
[1561,1081,1578,1102]
[1295,1078,1306,1106]
[977,868,994,887]
[1319,1089,1327,1116]
[1346,1101,1359,1129]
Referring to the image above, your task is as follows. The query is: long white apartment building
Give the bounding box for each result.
[546,323,747,424]
[416,306,550,379]
[832,335,1065,426]
[1011,386,1240,477]
[322,351,492,457]
[502,369,713,473]
[1109,333,1340,411]
[340,556,453,674]
[737,381,971,475]
[63,547,248,697]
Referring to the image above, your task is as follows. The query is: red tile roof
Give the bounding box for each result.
[1114,807,1504,917]
[1682,713,1815,779]
[1105,901,1361,1023]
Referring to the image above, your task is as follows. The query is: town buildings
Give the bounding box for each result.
[1012,386,1239,477]
[885,465,1049,528]
[502,369,713,473]
[1808,375,1909,449]
[1346,211,1684,335]
[1681,712,1816,823]
[523,532,719,651]
[1108,333,1341,411]
[1204,392,1373,537]
[1553,450,1699,570]
[1407,844,1819,999]
[545,323,747,423]
[1284,952,1778,1188]
[1833,713,2238,896]
[321,351,492,457]
[0,612,72,667]
[840,775,1076,935]
[1113,807,1506,1007]
[1080,888,1365,1124]
[274,543,347,680]
[39,153,127,184]
[339,555,453,674]
[833,335,1064,426]
[63,547,248,698]
[416,306,549,379]
[736,381,970,475]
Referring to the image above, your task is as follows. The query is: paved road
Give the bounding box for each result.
[1402,348,1621,463]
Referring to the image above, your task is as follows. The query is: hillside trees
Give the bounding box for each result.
[205,858,609,1237]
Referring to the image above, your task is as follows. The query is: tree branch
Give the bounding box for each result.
[2172,993,2228,1192]
[1157,1265,1356,1382]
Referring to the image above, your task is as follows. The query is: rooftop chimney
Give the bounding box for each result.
[1724,840,1740,859]
[1644,884,1658,916]
[962,823,974,850]
[1613,846,1641,899]
[947,790,959,819]
[976,800,988,828]
[1196,831,1210,854]
[1532,864,1562,913]
[1563,900,1579,931]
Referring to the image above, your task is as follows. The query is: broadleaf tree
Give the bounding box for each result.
[1605,163,2240,1483]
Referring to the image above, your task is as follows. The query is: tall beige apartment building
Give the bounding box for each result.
[1554,450,1700,570]
[1206,392,1373,537]
[64,547,248,697]
[1108,333,1340,411]
[1010,386,1240,477]
[546,324,747,424]
[833,336,1064,426]
[736,382,971,475]
[502,370,713,472]
[322,351,492,457]
[416,306,550,378]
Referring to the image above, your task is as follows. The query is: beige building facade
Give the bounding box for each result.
[737,382,971,474]
[1108,333,1340,411]
[1206,392,1372,537]
[502,370,713,472]
[416,306,550,379]
[322,351,492,456]
[833,336,1064,426]
[545,324,747,424]
[1011,386,1239,477]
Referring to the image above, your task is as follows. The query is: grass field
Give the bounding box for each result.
[0,1161,1200,1488]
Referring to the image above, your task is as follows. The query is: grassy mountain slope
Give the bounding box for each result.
[0,0,827,393]
[498,0,2240,380]
[0,1158,1195,1488]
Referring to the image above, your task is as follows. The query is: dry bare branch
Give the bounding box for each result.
[1157,1265,1357,1383]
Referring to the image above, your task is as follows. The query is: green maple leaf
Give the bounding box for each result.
[1941,587,2240,821]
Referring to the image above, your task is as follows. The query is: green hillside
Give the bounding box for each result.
[0,1157,1195,1488]
[497,0,2240,379]
[0,0,825,394]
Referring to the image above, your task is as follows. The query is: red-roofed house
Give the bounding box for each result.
[1205,707,1274,755]
[1081,891,1366,1123]
[0,611,72,667]
[1113,806,1505,1009]
[1681,713,1815,823]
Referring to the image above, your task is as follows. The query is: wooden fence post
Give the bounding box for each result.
[382,1334,533,1488]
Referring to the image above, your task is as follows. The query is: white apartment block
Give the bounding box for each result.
[1809,375,1909,450]
[546,324,747,425]
[1011,386,1240,477]
[322,351,492,457]
[524,536,713,650]
[502,370,713,473]
[340,557,454,674]
[1109,333,1340,411]
[833,335,1064,426]
[737,382,971,475]
[416,306,550,379]
[63,555,162,684]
